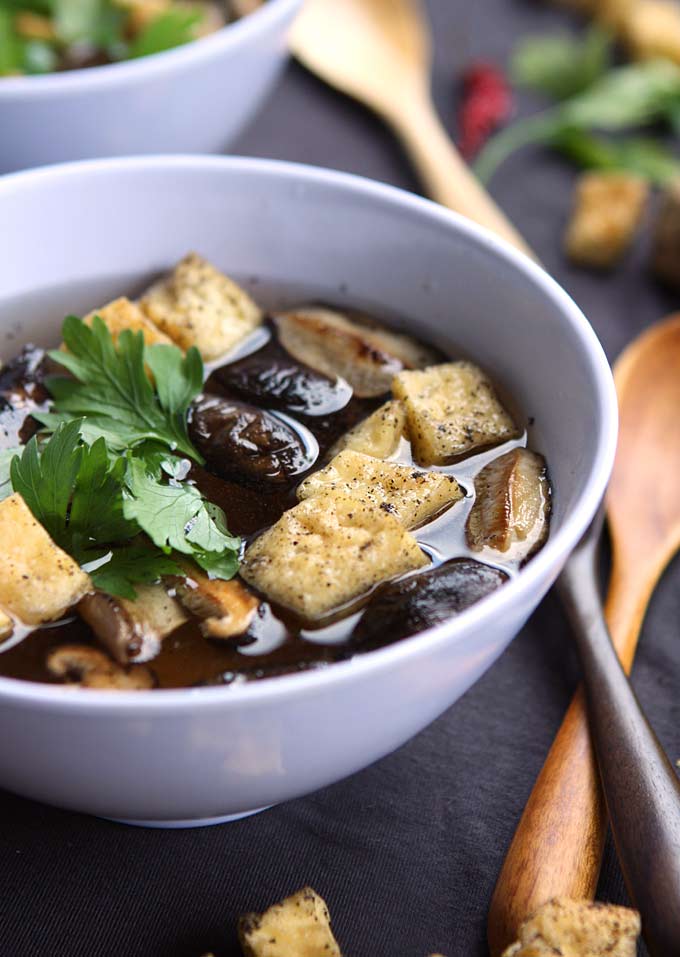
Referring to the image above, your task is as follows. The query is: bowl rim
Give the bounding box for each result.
[0,0,300,98]
[0,155,619,712]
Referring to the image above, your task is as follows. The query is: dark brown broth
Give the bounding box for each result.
[0,317,533,689]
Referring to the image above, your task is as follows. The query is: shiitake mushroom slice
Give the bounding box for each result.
[0,346,50,409]
[189,393,318,485]
[349,558,508,652]
[212,350,353,417]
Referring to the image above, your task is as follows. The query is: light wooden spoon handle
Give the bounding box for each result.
[388,99,536,260]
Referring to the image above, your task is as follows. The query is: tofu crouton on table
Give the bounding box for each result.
[565,172,648,269]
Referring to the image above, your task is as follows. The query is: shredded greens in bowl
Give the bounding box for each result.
[0,0,251,76]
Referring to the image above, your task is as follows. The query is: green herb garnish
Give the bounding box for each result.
[41,315,204,463]
[3,315,242,599]
[511,26,613,101]
[129,8,202,59]
[476,59,680,183]
[123,454,241,581]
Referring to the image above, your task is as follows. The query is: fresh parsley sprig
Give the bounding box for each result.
[476,58,680,184]
[39,315,204,463]
[6,421,241,599]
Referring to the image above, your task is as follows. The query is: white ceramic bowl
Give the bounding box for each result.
[0,157,617,826]
[0,0,300,174]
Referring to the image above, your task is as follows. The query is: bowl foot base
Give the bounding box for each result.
[105,805,272,829]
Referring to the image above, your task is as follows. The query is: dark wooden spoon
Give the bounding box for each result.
[559,509,680,956]
[489,314,680,953]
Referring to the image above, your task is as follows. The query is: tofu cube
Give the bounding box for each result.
[241,492,428,619]
[0,494,91,625]
[83,297,173,347]
[139,253,263,360]
[622,0,680,63]
[501,897,640,957]
[297,449,463,529]
[392,362,518,465]
[239,888,342,957]
[329,399,407,459]
[565,172,648,268]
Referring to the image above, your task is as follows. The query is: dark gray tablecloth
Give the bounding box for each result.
[2,2,678,954]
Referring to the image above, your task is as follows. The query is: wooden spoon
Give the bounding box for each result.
[487,317,680,954]
[291,0,680,947]
[290,0,534,258]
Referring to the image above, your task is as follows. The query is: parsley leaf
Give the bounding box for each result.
[11,419,85,544]
[511,26,612,101]
[552,129,680,185]
[476,59,680,182]
[8,422,184,599]
[0,447,18,502]
[44,315,204,463]
[123,455,241,580]
[88,546,182,601]
[129,8,202,59]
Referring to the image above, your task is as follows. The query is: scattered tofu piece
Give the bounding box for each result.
[467,448,551,560]
[651,178,680,289]
[239,887,342,957]
[78,584,188,665]
[241,492,428,619]
[47,645,155,690]
[175,566,259,638]
[139,253,263,360]
[565,172,648,269]
[501,897,640,957]
[393,362,518,466]
[0,609,13,642]
[82,297,173,347]
[297,449,463,529]
[274,306,437,398]
[622,0,680,62]
[328,399,407,459]
[0,494,92,626]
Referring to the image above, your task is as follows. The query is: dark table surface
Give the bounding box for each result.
[2,2,679,955]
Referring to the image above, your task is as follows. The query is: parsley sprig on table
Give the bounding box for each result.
[2,317,242,599]
[476,40,680,185]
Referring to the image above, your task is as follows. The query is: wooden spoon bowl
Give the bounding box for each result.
[290,0,533,256]
[488,313,680,953]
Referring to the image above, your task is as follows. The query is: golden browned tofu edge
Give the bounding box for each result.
[328,398,407,459]
[82,297,174,346]
[0,494,92,625]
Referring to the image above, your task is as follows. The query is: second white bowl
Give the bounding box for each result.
[0,0,301,174]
